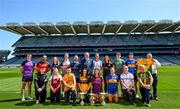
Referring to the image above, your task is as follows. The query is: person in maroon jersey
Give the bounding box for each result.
[49,67,62,103]
[36,55,50,74]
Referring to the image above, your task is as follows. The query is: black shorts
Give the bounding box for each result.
[22,76,33,82]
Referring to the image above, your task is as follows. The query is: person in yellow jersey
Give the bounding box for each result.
[137,65,153,107]
[62,66,76,105]
[78,68,91,103]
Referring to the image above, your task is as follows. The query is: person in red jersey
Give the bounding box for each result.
[49,66,62,103]
[36,55,50,74]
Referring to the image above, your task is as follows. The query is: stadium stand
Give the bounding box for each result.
[0,20,180,66]
[0,50,10,63]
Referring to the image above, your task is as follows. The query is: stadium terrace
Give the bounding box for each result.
[0,20,180,67]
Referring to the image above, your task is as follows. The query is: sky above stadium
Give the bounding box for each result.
[0,0,180,58]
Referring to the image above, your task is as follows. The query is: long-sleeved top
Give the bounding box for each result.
[34,73,48,91]
[152,59,161,74]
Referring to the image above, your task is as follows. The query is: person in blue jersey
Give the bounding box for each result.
[80,52,93,77]
[125,52,139,98]
[121,65,136,105]
[106,67,119,103]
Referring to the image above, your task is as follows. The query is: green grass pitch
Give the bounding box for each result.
[0,66,180,109]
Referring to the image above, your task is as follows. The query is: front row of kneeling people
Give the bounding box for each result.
[34,64,153,107]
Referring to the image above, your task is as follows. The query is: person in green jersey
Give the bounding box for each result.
[137,65,153,107]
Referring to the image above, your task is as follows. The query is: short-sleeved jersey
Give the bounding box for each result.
[93,60,102,70]
[125,59,137,74]
[61,60,71,75]
[91,76,103,94]
[70,62,81,79]
[21,60,35,77]
[113,59,125,75]
[137,71,152,87]
[106,74,119,94]
[120,72,134,89]
[49,75,62,90]
[62,73,75,92]
[78,76,91,92]
[36,61,50,73]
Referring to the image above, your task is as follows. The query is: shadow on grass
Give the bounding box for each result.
[14,101,35,106]
[0,98,20,102]
[117,97,144,107]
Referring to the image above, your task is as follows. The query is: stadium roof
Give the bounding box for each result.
[0,20,180,36]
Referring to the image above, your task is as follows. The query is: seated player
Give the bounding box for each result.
[121,65,136,105]
[49,67,62,103]
[91,68,105,105]
[78,68,91,103]
[138,65,153,107]
[62,66,77,105]
[34,67,48,104]
[106,67,119,103]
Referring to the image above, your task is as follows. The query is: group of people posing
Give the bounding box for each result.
[20,52,161,107]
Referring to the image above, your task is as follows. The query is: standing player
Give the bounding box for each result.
[120,65,136,105]
[70,55,81,84]
[125,52,139,98]
[102,55,113,93]
[49,67,62,103]
[106,67,119,103]
[61,53,71,75]
[113,52,125,78]
[146,53,161,100]
[137,65,153,107]
[93,53,103,72]
[80,52,93,77]
[36,55,50,74]
[20,54,35,101]
[50,57,61,75]
[62,66,77,105]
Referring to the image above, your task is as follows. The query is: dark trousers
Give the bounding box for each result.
[140,87,150,104]
[35,90,46,103]
[122,89,136,104]
[103,75,107,93]
[152,74,158,98]
[64,89,76,103]
[80,93,90,103]
[50,90,60,102]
